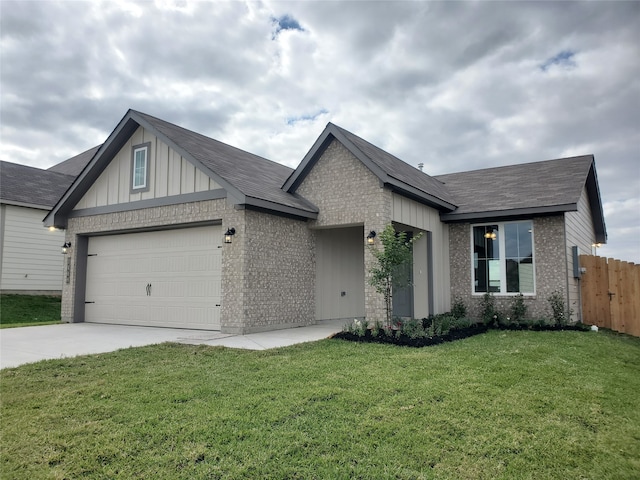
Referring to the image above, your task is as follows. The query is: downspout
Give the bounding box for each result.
[563,214,571,322]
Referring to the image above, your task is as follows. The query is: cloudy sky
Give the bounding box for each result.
[1,0,639,262]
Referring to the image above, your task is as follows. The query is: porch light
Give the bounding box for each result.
[366,230,376,245]
[61,242,71,254]
[484,226,497,240]
[224,228,236,244]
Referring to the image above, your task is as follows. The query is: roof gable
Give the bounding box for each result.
[71,125,224,212]
[284,123,457,212]
[45,110,317,227]
[0,161,75,209]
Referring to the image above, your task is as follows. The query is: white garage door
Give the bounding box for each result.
[85,225,222,330]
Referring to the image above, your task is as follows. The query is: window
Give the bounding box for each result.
[472,221,534,294]
[131,146,149,190]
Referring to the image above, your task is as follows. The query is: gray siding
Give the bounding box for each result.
[0,205,65,292]
[565,186,595,321]
[315,227,365,321]
[392,193,451,314]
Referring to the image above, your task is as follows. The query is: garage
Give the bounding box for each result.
[84,225,222,330]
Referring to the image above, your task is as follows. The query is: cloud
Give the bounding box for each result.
[0,0,638,262]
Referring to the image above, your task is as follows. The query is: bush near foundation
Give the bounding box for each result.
[335,292,589,347]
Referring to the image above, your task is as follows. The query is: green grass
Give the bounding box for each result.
[0,294,62,328]
[1,330,639,479]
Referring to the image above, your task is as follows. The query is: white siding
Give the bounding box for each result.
[0,205,65,291]
[73,126,221,210]
[392,193,451,314]
[565,186,595,321]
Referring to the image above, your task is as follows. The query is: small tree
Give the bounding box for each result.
[368,224,421,326]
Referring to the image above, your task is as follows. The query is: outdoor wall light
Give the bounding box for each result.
[61,242,72,254]
[224,228,236,244]
[366,230,376,245]
[484,226,498,240]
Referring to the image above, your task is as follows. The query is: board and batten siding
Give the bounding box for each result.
[565,186,595,321]
[0,205,65,292]
[73,126,221,210]
[315,227,365,321]
[391,193,451,315]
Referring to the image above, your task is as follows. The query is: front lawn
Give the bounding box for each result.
[1,330,639,479]
[0,294,62,328]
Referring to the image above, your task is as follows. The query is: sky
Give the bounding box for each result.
[1,0,639,262]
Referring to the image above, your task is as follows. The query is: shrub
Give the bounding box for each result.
[370,320,382,338]
[401,318,425,339]
[510,293,528,325]
[547,290,572,326]
[344,319,369,337]
[480,293,499,326]
[451,296,467,320]
[451,316,473,329]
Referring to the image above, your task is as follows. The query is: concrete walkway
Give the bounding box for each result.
[0,320,346,369]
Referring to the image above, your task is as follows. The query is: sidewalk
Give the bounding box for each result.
[0,319,346,369]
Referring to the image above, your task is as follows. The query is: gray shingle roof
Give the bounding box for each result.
[284,123,457,211]
[435,155,594,219]
[1,161,75,208]
[331,124,457,207]
[48,145,100,176]
[134,111,317,214]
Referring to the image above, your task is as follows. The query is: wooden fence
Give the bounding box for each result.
[579,255,640,337]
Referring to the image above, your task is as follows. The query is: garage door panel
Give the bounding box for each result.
[85,226,222,330]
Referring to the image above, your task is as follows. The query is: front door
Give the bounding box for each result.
[392,232,414,318]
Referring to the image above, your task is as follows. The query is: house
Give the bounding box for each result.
[0,161,76,294]
[44,109,606,332]
[48,145,101,177]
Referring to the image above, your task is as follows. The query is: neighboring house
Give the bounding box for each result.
[44,109,606,333]
[48,145,101,177]
[0,161,76,294]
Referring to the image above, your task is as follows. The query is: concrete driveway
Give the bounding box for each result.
[0,320,345,369]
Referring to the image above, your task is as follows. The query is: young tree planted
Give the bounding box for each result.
[368,224,422,326]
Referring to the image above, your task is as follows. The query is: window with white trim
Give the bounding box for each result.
[132,145,148,190]
[472,221,534,294]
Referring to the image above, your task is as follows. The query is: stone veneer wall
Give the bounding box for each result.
[232,210,315,334]
[62,199,243,328]
[295,139,392,324]
[63,198,315,334]
[448,215,568,321]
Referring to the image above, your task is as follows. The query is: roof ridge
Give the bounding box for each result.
[435,154,594,178]
[1,160,75,180]
[329,123,447,185]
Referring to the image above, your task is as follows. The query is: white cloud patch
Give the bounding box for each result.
[1,0,638,262]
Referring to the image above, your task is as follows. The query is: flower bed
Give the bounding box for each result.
[333,315,590,348]
[333,324,488,347]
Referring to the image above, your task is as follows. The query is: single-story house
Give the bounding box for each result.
[44,109,606,333]
[47,145,101,177]
[0,161,76,294]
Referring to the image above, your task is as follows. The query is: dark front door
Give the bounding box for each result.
[392,232,414,318]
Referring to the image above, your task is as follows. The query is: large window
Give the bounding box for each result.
[472,221,534,294]
[131,143,150,191]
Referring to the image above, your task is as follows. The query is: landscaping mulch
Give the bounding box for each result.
[332,324,489,347]
[333,323,590,347]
